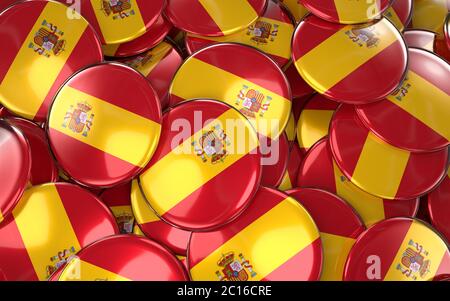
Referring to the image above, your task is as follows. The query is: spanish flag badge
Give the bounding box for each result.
[100,182,135,235]
[427,169,450,243]
[384,0,413,32]
[278,143,304,191]
[279,0,309,22]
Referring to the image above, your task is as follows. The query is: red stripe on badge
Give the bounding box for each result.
[48,129,138,187]
[83,0,106,43]
[261,238,322,281]
[435,251,450,278]
[139,220,190,256]
[161,152,260,230]
[382,199,419,220]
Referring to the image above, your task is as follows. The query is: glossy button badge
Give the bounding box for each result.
[411,0,450,34]
[138,99,261,231]
[279,0,309,22]
[188,187,322,281]
[344,218,450,281]
[185,0,295,67]
[278,143,304,191]
[403,29,439,52]
[102,15,172,58]
[296,138,419,227]
[260,132,289,187]
[427,169,450,243]
[0,119,30,224]
[100,182,135,234]
[122,41,183,110]
[170,43,292,140]
[287,188,365,280]
[47,63,162,188]
[356,48,450,152]
[165,0,268,36]
[292,15,408,104]
[300,0,392,24]
[7,117,58,185]
[330,105,449,200]
[72,0,165,44]
[57,235,189,281]
[0,183,119,280]
[0,0,103,121]
[384,0,413,32]
[131,180,191,256]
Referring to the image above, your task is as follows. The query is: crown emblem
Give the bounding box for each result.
[215,252,257,281]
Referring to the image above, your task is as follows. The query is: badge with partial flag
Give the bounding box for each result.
[411,0,450,34]
[283,62,314,99]
[403,29,439,51]
[185,0,295,67]
[169,43,292,140]
[0,0,103,121]
[384,0,413,32]
[288,188,365,280]
[344,218,450,281]
[278,143,304,191]
[292,15,408,104]
[165,0,267,37]
[330,105,449,200]
[57,236,189,281]
[427,169,450,243]
[47,63,162,188]
[279,0,309,22]
[122,41,183,110]
[131,180,191,256]
[100,182,135,234]
[297,138,420,227]
[0,183,119,281]
[261,132,289,187]
[138,99,261,231]
[188,187,322,281]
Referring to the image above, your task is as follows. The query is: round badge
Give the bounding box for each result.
[330,105,449,200]
[68,0,165,44]
[47,63,162,188]
[384,0,413,32]
[165,0,267,37]
[0,119,30,223]
[121,41,183,110]
[261,132,289,187]
[300,0,392,24]
[292,15,408,104]
[0,0,16,11]
[403,29,439,52]
[278,143,304,191]
[169,43,292,140]
[188,187,322,281]
[279,0,309,22]
[102,15,172,58]
[131,180,190,256]
[356,48,450,152]
[283,62,314,99]
[0,183,119,280]
[287,188,365,280]
[185,0,295,67]
[99,182,135,234]
[57,235,189,281]
[296,138,420,227]
[296,94,338,154]
[427,169,450,243]
[344,218,450,281]
[0,0,103,121]
[411,0,450,34]
[7,117,58,185]
[139,99,261,231]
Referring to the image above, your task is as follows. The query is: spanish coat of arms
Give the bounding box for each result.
[124,52,153,69]
[62,102,94,137]
[101,0,135,20]
[46,246,77,278]
[345,26,380,48]
[192,125,230,164]
[236,85,272,118]
[396,239,431,280]
[215,252,257,281]
[247,20,279,45]
[29,19,66,58]
[393,76,411,101]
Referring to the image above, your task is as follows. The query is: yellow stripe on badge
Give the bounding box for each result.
[133,224,145,236]
[351,132,410,199]
[384,221,448,281]
[385,7,404,31]
[334,0,380,23]
[295,21,398,93]
[110,205,133,218]
[285,112,296,142]
[133,42,172,77]
[49,86,160,167]
[188,17,294,59]
[13,185,81,281]
[278,171,292,191]
[90,0,146,44]
[140,109,259,215]
[320,232,355,281]
[101,43,121,57]
[0,210,4,224]
[59,258,130,281]
[333,162,385,226]
[190,198,320,280]
[131,180,160,224]
[170,58,291,138]
[199,0,258,35]
[297,110,334,149]
[0,3,87,120]
[387,71,450,141]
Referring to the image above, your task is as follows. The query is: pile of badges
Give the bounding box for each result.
[0,0,449,282]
